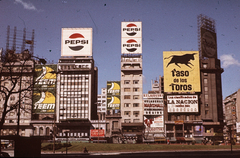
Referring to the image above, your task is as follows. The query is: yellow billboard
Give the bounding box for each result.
[163,51,201,93]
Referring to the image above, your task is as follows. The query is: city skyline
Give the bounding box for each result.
[1,0,240,98]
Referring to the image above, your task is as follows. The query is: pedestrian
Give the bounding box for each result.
[167,139,170,145]
[83,147,88,153]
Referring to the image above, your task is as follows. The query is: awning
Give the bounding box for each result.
[154,137,166,142]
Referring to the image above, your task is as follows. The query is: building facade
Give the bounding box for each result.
[55,56,98,141]
[0,50,35,137]
[223,89,240,144]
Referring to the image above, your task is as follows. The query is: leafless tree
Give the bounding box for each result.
[0,49,46,134]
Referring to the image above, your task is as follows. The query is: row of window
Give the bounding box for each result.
[144,111,163,115]
[124,103,139,107]
[124,88,139,92]
[124,119,140,123]
[144,100,163,103]
[124,95,140,99]
[59,65,90,70]
[124,111,139,116]
[124,80,139,84]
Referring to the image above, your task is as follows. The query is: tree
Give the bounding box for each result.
[0,49,46,135]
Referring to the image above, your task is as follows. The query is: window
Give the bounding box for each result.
[124,111,130,115]
[124,95,130,99]
[124,119,131,123]
[204,78,208,84]
[133,119,140,123]
[186,115,189,121]
[133,103,139,107]
[124,80,130,84]
[133,111,139,117]
[133,80,139,84]
[205,103,209,107]
[133,95,139,99]
[203,63,208,68]
[124,103,130,107]
[204,87,208,92]
[205,110,209,115]
[124,88,131,92]
[133,88,139,92]
[205,95,208,100]
[203,73,208,76]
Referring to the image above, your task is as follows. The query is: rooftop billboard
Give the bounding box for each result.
[121,22,142,54]
[61,28,92,57]
[163,51,201,93]
[201,28,217,58]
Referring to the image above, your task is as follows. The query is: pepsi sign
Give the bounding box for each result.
[121,21,142,54]
[121,38,142,54]
[121,22,142,38]
[61,28,92,56]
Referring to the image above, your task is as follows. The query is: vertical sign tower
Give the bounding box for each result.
[121,21,144,143]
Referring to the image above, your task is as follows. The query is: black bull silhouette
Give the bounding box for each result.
[164,53,197,68]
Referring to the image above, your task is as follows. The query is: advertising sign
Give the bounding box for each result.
[121,22,142,54]
[107,81,120,96]
[144,116,164,133]
[33,65,57,114]
[237,122,240,133]
[90,129,105,137]
[107,95,120,110]
[167,95,199,113]
[143,94,163,99]
[61,28,92,57]
[121,22,142,38]
[107,81,120,110]
[121,38,142,54]
[201,28,217,58]
[163,51,201,93]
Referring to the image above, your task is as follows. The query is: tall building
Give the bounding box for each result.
[55,28,98,142]
[198,14,224,143]
[55,56,98,140]
[120,21,144,143]
[163,15,224,144]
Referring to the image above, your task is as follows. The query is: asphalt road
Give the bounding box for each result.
[41,150,240,158]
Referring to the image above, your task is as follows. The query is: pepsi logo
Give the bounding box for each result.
[65,33,88,51]
[123,39,141,52]
[122,23,140,36]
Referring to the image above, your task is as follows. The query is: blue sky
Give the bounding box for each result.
[1,0,240,99]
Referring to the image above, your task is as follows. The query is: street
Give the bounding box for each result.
[41,150,240,158]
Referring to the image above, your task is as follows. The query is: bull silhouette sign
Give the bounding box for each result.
[163,51,201,93]
[164,53,197,68]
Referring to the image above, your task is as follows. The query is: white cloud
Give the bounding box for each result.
[220,54,240,68]
[14,0,37,11]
